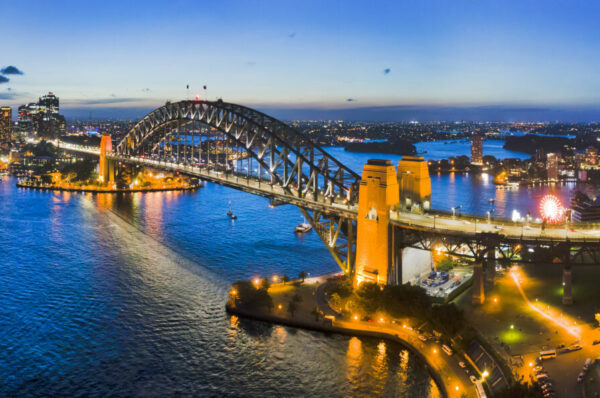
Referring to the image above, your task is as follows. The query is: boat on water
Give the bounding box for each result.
[294,219,312,233]
[227,202,237,220]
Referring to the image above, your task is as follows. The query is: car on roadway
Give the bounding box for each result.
[469,375,477,384]
[556,344,565,349]
[542,389,555,397]
[417,334,427,342]
[577,373,584,383]
[593,340,600,345]
[536,375,550,383]
[458,361,466,369]
[533,366,544,373]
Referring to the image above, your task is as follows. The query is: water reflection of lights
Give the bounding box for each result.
[510,267,581,338]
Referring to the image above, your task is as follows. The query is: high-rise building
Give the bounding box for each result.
[547,153,558,181]
[470,133,483,165]
[38,92,59,116]
[586,146,598,166]
[16,92,66,138]
[0,106,11,145]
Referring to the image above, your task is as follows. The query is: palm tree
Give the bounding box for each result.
[298,271,307,283]
[281,275,290,285]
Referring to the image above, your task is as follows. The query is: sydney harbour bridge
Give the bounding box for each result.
[57,99,600,306]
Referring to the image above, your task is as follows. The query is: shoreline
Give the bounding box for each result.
[15,182,202,194]
[226,302,450,398]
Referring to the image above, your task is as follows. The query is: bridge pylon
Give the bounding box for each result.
[355,159,400,287]
[99,135,115,185]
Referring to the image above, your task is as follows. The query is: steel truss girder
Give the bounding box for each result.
[116,100,361,204]
[298,207,356,275]
[392,225,600,265]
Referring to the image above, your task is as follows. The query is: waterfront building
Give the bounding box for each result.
[0,106,11,147]
[397,156,431,211]
[470,133,483,165]
[571,191,600,222]
[547,153,558,181]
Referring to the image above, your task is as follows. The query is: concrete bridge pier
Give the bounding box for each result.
[472,262,485,305]
[99,135,115,185]
[354,159,400,287]
[562,265,573,305]
[484,248,496,287]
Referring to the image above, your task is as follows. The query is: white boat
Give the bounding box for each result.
[294,220,312,233]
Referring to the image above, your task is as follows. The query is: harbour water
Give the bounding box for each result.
[0,138,577,396]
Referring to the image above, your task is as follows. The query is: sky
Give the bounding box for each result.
[1,0,600,121]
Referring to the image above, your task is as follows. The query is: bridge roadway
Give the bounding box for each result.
[57,141,358,218]
[58,141,600,245]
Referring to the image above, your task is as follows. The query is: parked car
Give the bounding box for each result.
[458,361,466,369]
[469,375,477,384]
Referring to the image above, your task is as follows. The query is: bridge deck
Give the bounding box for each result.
[58,141,600,245]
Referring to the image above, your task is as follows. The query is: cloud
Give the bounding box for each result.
[346,98,356,102]
[288,32,296,38]
[0,76,9,84]
[246,61,256,66]
[1,66,24,75]
[141,88,151,92]
[0,92,16,99]
[383,68,391,75]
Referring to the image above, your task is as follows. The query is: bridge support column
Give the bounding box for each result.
[485,248,496,287]
[472,262,485,305]
[562,265,573,305]
[99,135,115,185]
[355,159,400,287]
[387,225,403,285]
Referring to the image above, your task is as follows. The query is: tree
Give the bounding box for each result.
[325,276,353,298]
[355,282,383,315]
[494,381,544,398]
[231,280,273,311]
[260,277,270,290]
[428,303,465,338]
[329,293,343,312]
[287,299,298,317]
[436,256,454,272]
[281,275,290,285]
[298,271,307,283]
[311,306,323,322]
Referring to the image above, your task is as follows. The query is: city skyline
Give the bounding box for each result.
[2,0,600,121]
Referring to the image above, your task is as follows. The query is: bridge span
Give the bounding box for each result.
[52,99,600,305]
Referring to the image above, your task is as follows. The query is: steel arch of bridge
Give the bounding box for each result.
[114,100,360,274]
[116,100,361,205]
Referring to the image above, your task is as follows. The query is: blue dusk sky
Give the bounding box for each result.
[1,0,600,121]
